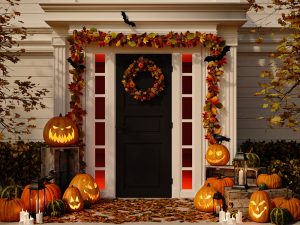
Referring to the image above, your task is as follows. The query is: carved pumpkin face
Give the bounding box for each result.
[205,144,230,166]
[194,183,217,212]
[43,114,78,147]
[69,173,100,204]
[62,186,83,212]
[248,190,271,222]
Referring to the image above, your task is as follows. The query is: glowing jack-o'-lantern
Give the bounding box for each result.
[63,186,83,212]
[205,143,230,166]
[194,183,218,212]
[43,114,78,147]
[248,189,271,222]
[69,173,100,204]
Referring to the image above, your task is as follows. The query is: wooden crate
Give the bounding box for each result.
[224,187,292,214]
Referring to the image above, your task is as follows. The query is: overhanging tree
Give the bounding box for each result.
[0,0,48,139]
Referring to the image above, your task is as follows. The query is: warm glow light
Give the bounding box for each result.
[249,200,268,218]
[48,128,75,143]
[69,196,81,210]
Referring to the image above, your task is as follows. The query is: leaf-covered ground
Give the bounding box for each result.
[44,198,219,224]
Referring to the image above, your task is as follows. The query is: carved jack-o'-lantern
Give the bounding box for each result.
[205,143,230,166]
[248,189,271,222]
[194,183,218,212]
[62,186,83,212]
[69,173,100,204]
[43,114,78,147]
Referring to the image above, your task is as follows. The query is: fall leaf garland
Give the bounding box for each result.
[67,27,227,149]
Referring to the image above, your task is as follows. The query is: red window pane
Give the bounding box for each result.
[182,97,192,119]
[95,170,105,190]
[182,170,192,189]
[182,76,192,94]
[182,148,192,167]
[95,148,105,167]
[95,76,105,94]
[95,97,105,119]
[95,122,105,145]
[182,122,192,145]
[182,54,192,73]
[95,54,105,73]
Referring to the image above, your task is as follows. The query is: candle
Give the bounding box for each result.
[238,169,244,185]
[236,210,243,223]
[29,216,34,225]
[225,211,231,221]
[228,217,233,225]
[232,217,236,225]
[36,210,43,224]
[219,208,225,223]
[222,219,227,225]
[20,208,25,222]
[216,205,220,214]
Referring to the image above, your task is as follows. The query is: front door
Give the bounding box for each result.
[116,54,172,197]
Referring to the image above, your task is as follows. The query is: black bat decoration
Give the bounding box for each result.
[121,11,136,27]
[67,57,86,70]
[204,46,231,62]
[213,133,231,143]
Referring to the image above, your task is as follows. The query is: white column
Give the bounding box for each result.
[218,26,238,161]
[52,28,69,116]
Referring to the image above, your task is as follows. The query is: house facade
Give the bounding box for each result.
[6,0,299,198]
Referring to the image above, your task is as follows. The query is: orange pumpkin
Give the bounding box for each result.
[21,182,61,212]
[248,189,271,222]
[194,183,218,212]
[204,176,234,195]
[69,173,100,204]
[0,198,25,222]
[205,144,230,166]
[272,197,300,221]
[256,174,282,189]
[63,186,83,212]
[43,114,78,147]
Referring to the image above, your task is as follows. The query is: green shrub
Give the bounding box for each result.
[0,141,45,189]
[240,140,300,197]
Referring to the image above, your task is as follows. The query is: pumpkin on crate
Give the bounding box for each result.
[21,182,61,212]
[69,173,100,204]
[43,114,78,147]
[194,183,218,212]
[46,199,66,217]
[248,188,271,222]
[257,173,282,189]
[204,176,234,195]
[272,197,300,221]
[205,143,230,166]
[270,208,292,225]
[62,186,83,212]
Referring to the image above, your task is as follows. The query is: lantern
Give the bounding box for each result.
[212,191,225,215]
[28,179,46,217]
[232,151,248,189]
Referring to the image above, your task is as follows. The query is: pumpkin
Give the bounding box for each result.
[194,183,218,212]
[272,197,300,221]
[270,208,292,225]
[69,173,100,204]
[204,176,234,195]
[46,199,66,217]
[0,198,25,222]
[248,189,271,222]
[205,143,230,166]
[245,150,260,167]
[257,174,282,189]
[21,182,61,212]
[63,186,83,212]
[43,114,78,147]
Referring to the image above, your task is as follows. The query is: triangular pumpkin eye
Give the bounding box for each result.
[70,196,74,202]
[75,196,79,202]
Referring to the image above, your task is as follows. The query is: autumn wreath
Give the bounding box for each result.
[121,57,165,102]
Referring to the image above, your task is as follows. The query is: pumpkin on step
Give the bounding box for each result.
[270,208,292,225]
[0,198,25,222]
[194,183,218,212]
[257,174,282,189]
[205,143,230,166]
[272,197,300,221]
[46,199,66,217]
[204,176,234,195]
[63,186,83,212]
[248,189,271,222]
[69,173,100,204]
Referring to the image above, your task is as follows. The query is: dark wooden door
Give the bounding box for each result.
[116,54,172,198]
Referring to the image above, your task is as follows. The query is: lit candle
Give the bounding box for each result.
[225,211,231,221]
[238,169,244,185]
[36,210,43,224]
[236,210,243,223]
[19,208,25,222]
[219,208,225,223]
[29,216,34,225]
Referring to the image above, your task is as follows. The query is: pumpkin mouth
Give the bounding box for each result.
[83,189,100,200]
[49,128,75,143]
[251,207,267,218]
[250,200,268,218]
[70,203,81,210]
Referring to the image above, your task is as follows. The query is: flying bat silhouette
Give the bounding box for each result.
[204,46,231,62]
[213,133,231,143]
[67,57,86,70]
[121,11,136,27]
